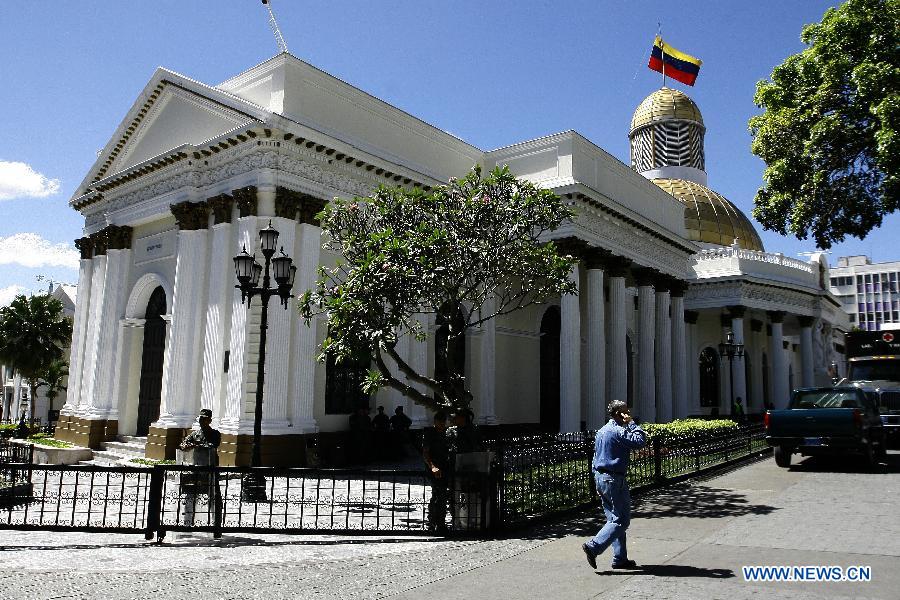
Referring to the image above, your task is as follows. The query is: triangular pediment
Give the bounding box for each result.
[75,68,271,198]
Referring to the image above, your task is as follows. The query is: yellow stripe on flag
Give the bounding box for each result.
[654,35,702,67]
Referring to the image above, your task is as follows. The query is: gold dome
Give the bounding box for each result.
[630,88,704,133]
[653,178,764,252]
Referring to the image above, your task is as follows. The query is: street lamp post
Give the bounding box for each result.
[233,221,297,501]
[719,330,745,417]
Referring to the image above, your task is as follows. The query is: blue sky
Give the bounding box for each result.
[1,1,896,303]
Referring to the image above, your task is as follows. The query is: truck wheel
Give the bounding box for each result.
[774,445,792,468]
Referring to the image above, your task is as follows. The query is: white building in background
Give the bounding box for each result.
[1,284,76,423]
[828,256,900,331]
[57,54,848,465]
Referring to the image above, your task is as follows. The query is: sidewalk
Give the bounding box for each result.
[0,452,897,599]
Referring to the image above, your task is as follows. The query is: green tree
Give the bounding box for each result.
[35,358,69,418]
[300,165,576,414]
[0,294,72,420]
[749,0,899,249]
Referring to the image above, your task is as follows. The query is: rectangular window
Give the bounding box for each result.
[865,274,872,282]
[857,275,864,284]
[893,311,899,321]
[830,277,837,287]
[849,314,856,322]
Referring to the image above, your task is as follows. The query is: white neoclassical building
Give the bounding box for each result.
[57,54,848,465]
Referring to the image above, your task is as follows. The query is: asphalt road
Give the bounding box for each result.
[0,451,897,599]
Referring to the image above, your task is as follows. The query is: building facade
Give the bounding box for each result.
[829,255,900,331]
[56,54,849,464]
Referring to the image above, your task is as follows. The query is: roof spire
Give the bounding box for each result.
[261,0,289,54]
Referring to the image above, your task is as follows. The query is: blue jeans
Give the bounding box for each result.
[585,472,631,565]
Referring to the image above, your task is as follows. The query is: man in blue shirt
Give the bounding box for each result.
[582,400,647,570]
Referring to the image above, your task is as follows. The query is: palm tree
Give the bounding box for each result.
[0,294,72,421]
[36,358,69,422]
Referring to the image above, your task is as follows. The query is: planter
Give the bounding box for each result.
[11,440,92,465]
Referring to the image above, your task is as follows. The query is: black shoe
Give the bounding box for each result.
[582,543,597,570]
[611,559,638,569]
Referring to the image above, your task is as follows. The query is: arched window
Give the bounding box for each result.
[744,355,752,408]
[435,305,466,386]
[625,334,634,406]
[698,347,719,408]
[539,306,561,432]
[325,349,371,415]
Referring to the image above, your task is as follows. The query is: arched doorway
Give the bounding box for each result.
[699,347,719,410]
[136,287,167,436]
[539,306,561,432]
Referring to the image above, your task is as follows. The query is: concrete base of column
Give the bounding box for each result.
[218,433,311,467]
[55,415,116,449]
[146,426,191,460]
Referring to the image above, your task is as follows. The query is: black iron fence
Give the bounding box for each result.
[489,423,767,528]
[0,425,766,537]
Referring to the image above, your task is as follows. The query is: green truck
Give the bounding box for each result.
[765,387,886,468]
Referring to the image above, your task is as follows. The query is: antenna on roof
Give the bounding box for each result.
[261,0,289,54]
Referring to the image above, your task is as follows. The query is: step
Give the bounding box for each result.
[86,450,124,466]
[117,435,147,444]
[103,441,146,458]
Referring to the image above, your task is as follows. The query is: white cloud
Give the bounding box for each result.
[0,160,61,201]
[0,285,28,306]
[0,233,80,269]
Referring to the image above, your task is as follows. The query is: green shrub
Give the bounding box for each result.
[26,434,73,448]
[642,418,740,442]
[129,458,175,466]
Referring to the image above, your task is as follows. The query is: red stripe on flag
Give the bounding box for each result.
[648,56,697,87]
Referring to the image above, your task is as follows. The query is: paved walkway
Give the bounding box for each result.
[0,451,897,599]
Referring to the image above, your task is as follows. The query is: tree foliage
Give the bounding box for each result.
[749,0,899,249]
[0,294,72,417]
[300,165,576,414]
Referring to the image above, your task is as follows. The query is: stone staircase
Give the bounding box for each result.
[84,435,148,466]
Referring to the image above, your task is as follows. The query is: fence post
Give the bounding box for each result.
[146,465,164,541]
[489,440,503,533]
[653,437,663,483]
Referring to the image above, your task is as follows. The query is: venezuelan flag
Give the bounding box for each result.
[648,35,702,87]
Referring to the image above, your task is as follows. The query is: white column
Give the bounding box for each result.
[407,313,431,428]
[607,267,629,404]
[200,220,234,418]
[560,263,582,432]
[223,216,259,431]
[260,216,295,432]
[769,311,789,409]
[586,265,606,429]
[64,252,93,414]
[655,286,672,422]
[288,222,321,433]
[478,294,497,425]
[730,307,747,414]
[90,247,132,421]
[79,254,108,416]
[799,316,815,388]
[670,290,687,419]
[636,275,656,422]
[158,228,210,428]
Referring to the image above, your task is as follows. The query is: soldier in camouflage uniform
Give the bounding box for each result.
[422,411,450,534]
[180,408,221,458]
[179,408,222,535]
